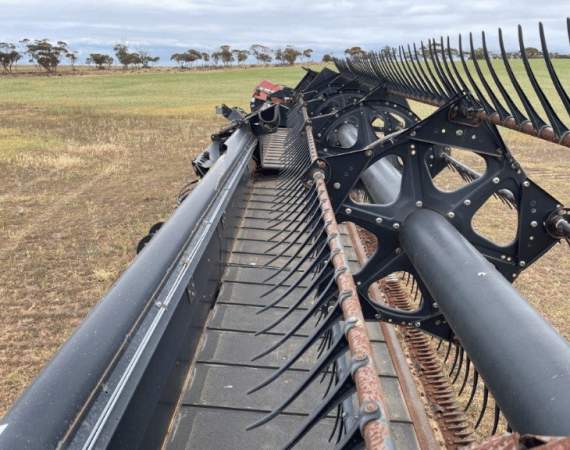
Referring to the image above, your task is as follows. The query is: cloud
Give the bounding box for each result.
[0,0,568,58]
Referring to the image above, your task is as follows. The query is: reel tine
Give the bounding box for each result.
[464,369,479,411]
[421,41,447,98]
[458,33,492,114]
[267,187,312,227]
[474,385,489,429]
[280,370,355,450]
[444,340,453,363]
[268,187,316,232]
[328,404,343,443]
[446,36,470,94]
[400,46,424,97]
[448,343,460,376]
[428,38,454,97]
[245,333,349,428]
[261,230,326,294]
[481,31,527,124]
[436,337,444,351]
[452,346,464,384]
[402,45,428,94]
[539,22,570,118]
[267,194,319,246]
[391,47,415,96]
[439,36,462,95]
[458,356,471,395]
[498,27,547,132]
[264,232,328,284]
[255,266,335,336]
[518,24,569,139]
[251,289,339,362]
[257,247,330,313]
[264,207,322,264]
[469,32,510,120]
[414,42,444,99]
[249,314,344,396]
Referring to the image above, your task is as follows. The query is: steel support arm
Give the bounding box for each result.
[400,208,570,436]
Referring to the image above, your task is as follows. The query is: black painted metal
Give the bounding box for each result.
[400,208,570,435]
[0,124,257,450]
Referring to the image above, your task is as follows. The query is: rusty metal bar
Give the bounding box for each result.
[303,106,393,449]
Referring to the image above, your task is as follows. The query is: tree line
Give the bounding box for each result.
[3,39,566,74]
[0,39,325,73]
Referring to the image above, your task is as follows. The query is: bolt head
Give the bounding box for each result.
[411,150,416,155]
[530,220,538,228]
[519,261,526,267]
[393,222,400,230]
[416,201,423,208]
[456,129,463,136]
[492,177,500,184]
[447,211,455,219]
[414,321,421,327]
[345,208,352,215]
[375,217,383,224]
[364,150,373,157]
[364,402,379,413]
[523,180,530,187]
[333,182,341,190]
[463,199,471,206]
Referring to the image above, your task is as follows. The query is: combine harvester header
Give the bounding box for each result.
[1,19,569,450]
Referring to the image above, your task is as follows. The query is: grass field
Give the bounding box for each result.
[0,62,569,416]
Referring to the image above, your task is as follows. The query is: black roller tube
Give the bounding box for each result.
[400,208,570,435]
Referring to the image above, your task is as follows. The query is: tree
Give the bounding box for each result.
[201,52,210,67]
[218,45,234,66]
[170,52,187,68]
[282,46,301,65]
[86,53,114,69]
[232,49,249,66]
[258,53,272,65]
[274,48,283,65]
[138,50,159,68]
[113,44,138,69]
[22,39,71,73]
[250,44,272,65]
[344,46,366,58]
[322,54,333,63]
[0,42,21,73]
[302,48,313,62]
[211,51,221,66]
[524,47,541,59]
[67,51,78,70]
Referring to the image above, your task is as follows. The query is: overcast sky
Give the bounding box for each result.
[0,0,568,61]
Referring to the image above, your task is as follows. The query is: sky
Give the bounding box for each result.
[0,0,568,64]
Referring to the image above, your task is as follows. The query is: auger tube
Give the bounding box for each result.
[400,208,570,435]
